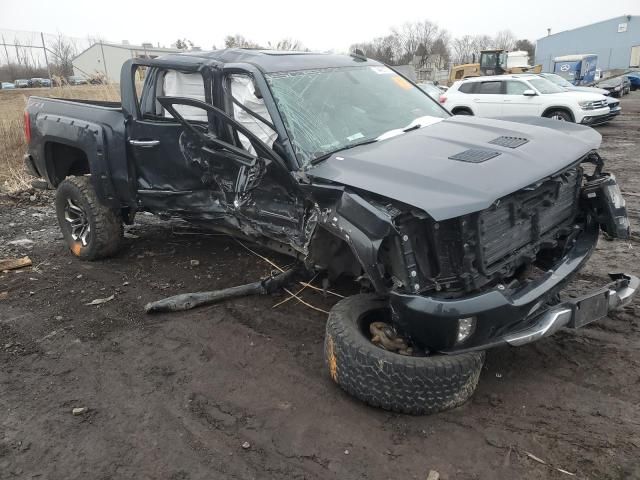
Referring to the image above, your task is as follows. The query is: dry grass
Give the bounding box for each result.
[0,84,120,192]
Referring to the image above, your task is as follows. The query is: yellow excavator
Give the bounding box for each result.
[448,49,542,85]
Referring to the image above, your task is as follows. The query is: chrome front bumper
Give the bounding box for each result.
[504,273,638,346]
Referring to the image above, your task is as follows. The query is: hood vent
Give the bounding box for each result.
[449,149,501,164]
[489,136,529,148]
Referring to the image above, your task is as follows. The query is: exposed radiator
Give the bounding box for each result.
[477,168,581,274]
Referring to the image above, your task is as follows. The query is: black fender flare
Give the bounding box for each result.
[37,114,119,208]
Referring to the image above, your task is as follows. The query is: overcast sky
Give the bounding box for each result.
[1,0,638,51]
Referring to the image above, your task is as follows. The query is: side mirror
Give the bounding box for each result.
[523,89,537,96]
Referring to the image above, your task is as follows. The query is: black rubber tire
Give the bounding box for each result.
[544,109,573,122]
[55,176,123,260]
[324,294,485,415]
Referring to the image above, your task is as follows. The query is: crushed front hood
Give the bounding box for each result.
[307,115,601,221]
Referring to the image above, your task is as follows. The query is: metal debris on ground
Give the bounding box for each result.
[523,451,576,476]
[0,256,32,271]
[85,294,115,306]
[241,441,251,450]
[524,451,546,465]
[370,321,413,355]
[72,407,88,415]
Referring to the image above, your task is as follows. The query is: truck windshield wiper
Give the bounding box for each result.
[310,138,379,165]
[403,124,421,133]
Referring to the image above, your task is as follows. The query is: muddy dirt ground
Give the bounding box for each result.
[2,94,640,480]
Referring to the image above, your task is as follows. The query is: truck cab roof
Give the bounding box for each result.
[156,48,382,73]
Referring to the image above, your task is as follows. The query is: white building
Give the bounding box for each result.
[73,42,182,82]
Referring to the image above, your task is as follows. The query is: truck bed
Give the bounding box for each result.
[50,97,122,108]
[25,95,130,206]
[30,96,122,110]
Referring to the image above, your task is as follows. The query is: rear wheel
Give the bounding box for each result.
[324,294,485,415]
[544,109,573,122]
[55,176,123,260]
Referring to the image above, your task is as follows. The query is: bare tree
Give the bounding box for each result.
[390,20,450,68]
[430,33,450,68]
[267,38,305,51]
[452,35,476,64]
[49,33,77,77]
[224,34,262,49]
[350,34,400,64]
[493,30,517,50]
[173,39,194,50]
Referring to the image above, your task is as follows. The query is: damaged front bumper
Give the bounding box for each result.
[502,272,638,346]
[390,224,638,353]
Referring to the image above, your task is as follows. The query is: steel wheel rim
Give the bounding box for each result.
[64,198,91,246]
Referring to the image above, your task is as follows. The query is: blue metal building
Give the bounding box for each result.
[535,15,640,73]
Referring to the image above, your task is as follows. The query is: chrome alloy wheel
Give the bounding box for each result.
[64,198,91,246]
[550,113,566,121]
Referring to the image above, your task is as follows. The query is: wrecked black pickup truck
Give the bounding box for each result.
[24,49,637,415]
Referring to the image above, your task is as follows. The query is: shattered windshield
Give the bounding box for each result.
[265,65,449,165]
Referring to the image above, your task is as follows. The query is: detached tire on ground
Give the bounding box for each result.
[324,294,485,415]
[55,176,123,260]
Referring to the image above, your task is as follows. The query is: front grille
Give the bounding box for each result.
[477,168,581,274]
[592,100,607,109]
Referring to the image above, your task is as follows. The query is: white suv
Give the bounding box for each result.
[441,74,611,125]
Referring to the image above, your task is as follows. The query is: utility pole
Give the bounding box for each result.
[40,32,52,87]
[1,35,9,61]
[99,41,109,83]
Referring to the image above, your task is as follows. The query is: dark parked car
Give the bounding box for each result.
[67,75,88,85]
[23,49,637,415]
[14,79,29,88]
[29,77,51,87]
[605,96,622,120]
[597,76,625,97]
[627,73,640,91]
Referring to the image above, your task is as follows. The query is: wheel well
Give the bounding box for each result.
[45,142,90,186]
[542,107,574,122]
[451,107,473,115]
